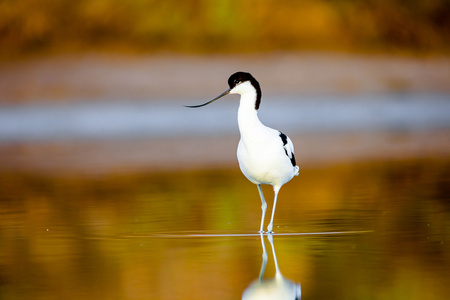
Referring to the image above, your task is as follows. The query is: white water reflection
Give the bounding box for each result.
[0,93,449,141]
[242,233,301,300]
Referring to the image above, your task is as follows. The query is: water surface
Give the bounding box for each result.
[1,159,449,299]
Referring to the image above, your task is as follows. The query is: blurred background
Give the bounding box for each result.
[0,0,449,173]
[1,0,450,55]
[0,1,449,299]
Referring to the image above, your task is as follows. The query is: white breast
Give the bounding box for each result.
[237,126,296,187]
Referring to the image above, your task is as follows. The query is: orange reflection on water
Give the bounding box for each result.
[0,158,449,299]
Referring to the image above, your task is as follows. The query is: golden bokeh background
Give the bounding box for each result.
[1,0,449,57]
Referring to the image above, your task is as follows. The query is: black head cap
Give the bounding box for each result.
[227,72,262,110]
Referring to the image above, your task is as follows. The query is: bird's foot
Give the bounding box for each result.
[258,230,275,235]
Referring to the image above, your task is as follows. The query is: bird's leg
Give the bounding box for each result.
[267,186,281,233]
[257,184,267,233]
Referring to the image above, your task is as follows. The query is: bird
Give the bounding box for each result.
[186,72,299,233]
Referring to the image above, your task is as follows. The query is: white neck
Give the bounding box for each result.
[237,90,264,139]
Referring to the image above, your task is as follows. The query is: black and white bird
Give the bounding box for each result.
[186,72,299,233]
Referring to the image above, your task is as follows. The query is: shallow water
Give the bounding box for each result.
[1,159,449,299]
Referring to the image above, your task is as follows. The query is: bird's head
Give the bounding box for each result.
[185,71,261,110]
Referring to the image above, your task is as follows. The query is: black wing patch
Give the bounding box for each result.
[279,132,297,167]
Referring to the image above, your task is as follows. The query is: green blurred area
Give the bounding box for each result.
[1,0,449,57]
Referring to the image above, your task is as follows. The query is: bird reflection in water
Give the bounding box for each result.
[242,233,301,300]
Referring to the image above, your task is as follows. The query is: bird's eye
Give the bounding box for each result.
[234,79,240,85]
